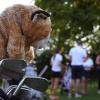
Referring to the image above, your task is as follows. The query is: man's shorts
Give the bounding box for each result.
[71,65,84,79]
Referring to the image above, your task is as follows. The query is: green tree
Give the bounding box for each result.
[34,0,100,54]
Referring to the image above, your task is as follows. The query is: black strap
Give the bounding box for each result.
[31,10,50,20]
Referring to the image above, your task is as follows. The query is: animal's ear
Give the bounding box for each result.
[31,10,50,22]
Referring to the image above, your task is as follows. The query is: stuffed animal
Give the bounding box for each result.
[0,4,52,62]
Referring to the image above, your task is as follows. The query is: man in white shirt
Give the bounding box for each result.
[69,41,87,98]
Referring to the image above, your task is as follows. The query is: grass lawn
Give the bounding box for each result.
[47,80,100,100]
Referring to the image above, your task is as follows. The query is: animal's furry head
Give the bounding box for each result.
[29,9,52,48]
[1,4,52,48]
[18,4,52,48]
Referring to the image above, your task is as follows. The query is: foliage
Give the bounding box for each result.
[36,50,52,67]
[35,50,53,79]
[35,0,100,54]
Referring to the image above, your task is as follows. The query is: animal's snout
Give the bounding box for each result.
[33,33,51,49]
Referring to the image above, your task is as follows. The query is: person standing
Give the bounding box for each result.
[81,53,94,95]
[49,48,63,100]
[68,41,87,98]
[95,53,100,94]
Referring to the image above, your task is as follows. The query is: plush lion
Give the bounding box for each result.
[0,4,52,62]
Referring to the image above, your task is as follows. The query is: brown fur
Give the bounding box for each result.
[0,4,52,62]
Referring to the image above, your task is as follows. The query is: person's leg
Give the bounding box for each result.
[81,70,90,95]
[52,78,59,94]
[74,66,84,97]
[75,78,81,93]
[71,79,75,91]
[74,78,82,98]
[71,77,82,97]
[85,78,88,94]
[50,77,55,95]
[98,78,100,90]
[49,77,60,99]
[97,68,100,94]
[67,79,73,98]
[81,76,87,94]
[49,77,56,100]
[81,69,85,94]
[71,66,76,94]
[98,74,100,94]
[52,77,60,99]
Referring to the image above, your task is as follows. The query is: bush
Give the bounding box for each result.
[35,50,53,79]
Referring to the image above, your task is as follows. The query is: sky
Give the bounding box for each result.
[0,0,34,13]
